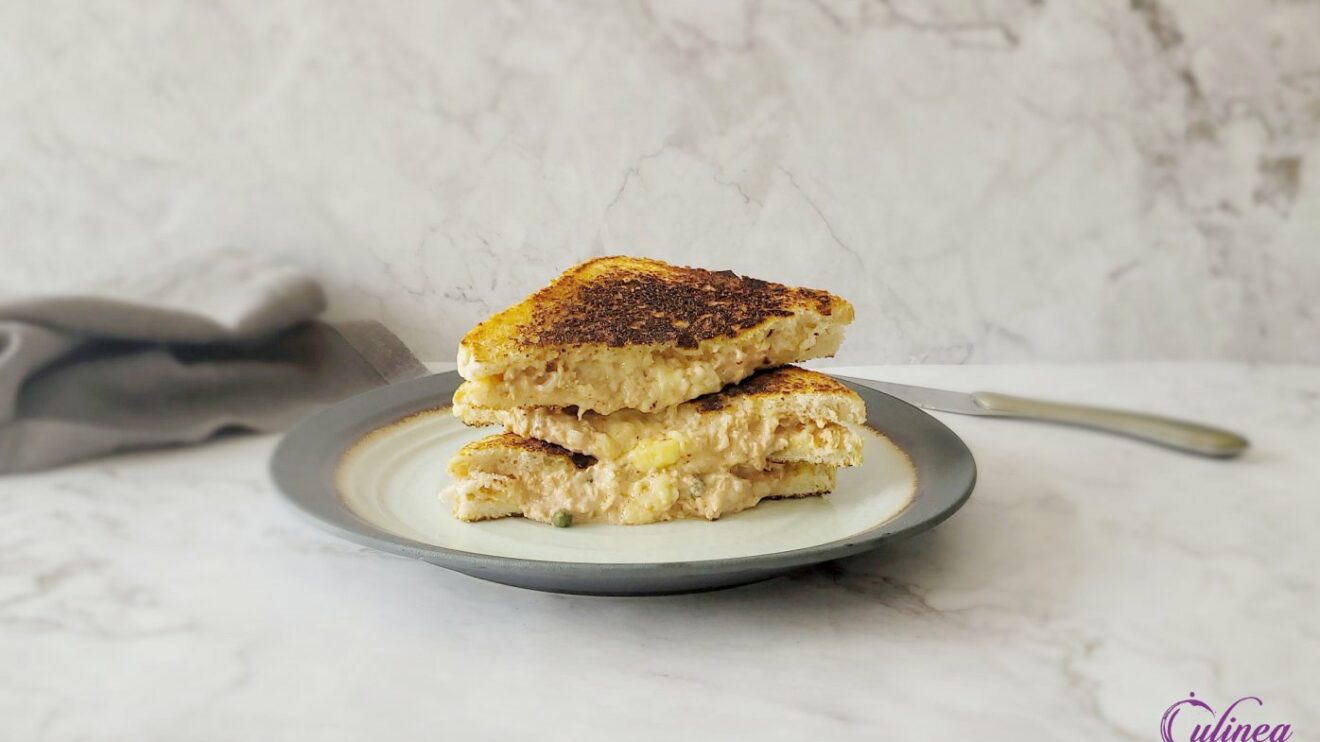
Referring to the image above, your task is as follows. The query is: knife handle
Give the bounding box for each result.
[970,392,1250,458]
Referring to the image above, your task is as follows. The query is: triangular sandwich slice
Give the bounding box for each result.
[455,257,854,415]
[455,365,865,472]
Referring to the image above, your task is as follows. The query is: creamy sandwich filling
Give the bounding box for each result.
[496,409,859,472]
[445,460,834,525]
[457,314,845,414]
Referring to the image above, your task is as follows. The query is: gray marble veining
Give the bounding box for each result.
[2,1,1317,363]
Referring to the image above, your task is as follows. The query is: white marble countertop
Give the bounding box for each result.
[3,363,1317,740]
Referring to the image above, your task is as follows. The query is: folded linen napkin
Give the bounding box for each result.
[0,250,426,473]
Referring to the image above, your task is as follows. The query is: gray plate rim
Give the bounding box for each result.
[269,371,976,586]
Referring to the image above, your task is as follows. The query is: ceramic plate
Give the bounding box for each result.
[270,371,976,595]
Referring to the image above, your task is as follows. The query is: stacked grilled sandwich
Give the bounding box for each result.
[443,256,864,526]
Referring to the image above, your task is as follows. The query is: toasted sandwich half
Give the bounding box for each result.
[455,257,854,414]
[444,433,836,525]
[455,366,864,473]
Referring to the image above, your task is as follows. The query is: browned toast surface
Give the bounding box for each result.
[461,256,852,357]
[693,366,856,413]
[461,432,597,469]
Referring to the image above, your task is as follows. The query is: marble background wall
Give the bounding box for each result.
[3,0,1318,364]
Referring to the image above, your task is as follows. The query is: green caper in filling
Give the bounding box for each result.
[551,510,573,528]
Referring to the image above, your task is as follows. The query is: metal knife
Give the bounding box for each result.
[837,377,1250,459]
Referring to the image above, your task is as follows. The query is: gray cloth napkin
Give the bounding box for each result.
[0,251,426,474]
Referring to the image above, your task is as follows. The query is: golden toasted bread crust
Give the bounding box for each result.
[694,365,857,412]
[461,432,597,469]
[461,256,852,357]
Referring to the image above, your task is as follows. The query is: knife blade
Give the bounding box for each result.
[833,376,1250,458]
